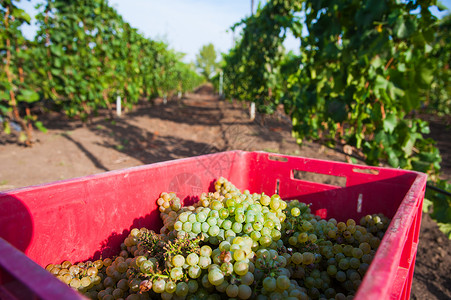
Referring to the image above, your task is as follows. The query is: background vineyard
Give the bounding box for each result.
[1,0,203,145]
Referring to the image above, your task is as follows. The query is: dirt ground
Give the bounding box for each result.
[1,85,450,299]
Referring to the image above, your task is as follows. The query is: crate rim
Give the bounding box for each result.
[0,150,427,195]
[0,150,427,300]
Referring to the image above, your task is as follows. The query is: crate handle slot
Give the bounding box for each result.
[357,193,363,213]
[352,167,380,175]
[268,155,288,162]
[292,169,347,187]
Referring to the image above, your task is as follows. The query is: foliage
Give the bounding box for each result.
[223,0,451,236]
[426,13,451,115]
[0,0,40,145]
[178,62,204,95]
[32,0,201,119]
[223,0,301,114]
[424,179,451,239]
[195,43,220,81]
[293,0,438,170]
[1,0,202,143]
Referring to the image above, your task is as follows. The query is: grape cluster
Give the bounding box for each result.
[160,178,286,251]
[45,260,103,295]
[46,177,391,300]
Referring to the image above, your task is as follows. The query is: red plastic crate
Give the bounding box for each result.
[0,151,427,299]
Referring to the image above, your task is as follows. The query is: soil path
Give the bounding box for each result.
[0,87,349,190]
[0,86,450,299]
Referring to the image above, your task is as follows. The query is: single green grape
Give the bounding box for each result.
[172,254,185,267]
[170,267,183,281]
[226,284,239,298]
[198,256,211,269]
[188,265,202,279]
[262,277,277,292]
[175,281,189,296]
[165,280,176,293]
[186,253,199,266]
[291,207,301,217]
[232,222,243,233]
[207,269,224,286]
[238,284,252,299]
[209,225,220,236]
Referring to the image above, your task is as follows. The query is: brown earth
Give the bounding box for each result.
[0,85,450,299]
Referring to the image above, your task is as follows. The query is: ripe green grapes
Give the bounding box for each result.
[46,177,390,299]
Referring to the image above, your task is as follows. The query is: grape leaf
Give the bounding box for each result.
[12,8,31,24]
[34,121,47,133]
[383,113,397,134]
[17,90,39,103]
[423,198,433,213]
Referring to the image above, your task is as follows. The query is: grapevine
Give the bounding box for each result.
[222,0,450,237]
[1,0,202,142]
[0,1,41,145]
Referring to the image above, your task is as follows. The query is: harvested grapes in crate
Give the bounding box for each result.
[46,177,390,300]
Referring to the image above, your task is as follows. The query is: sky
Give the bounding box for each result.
[18,0,278,63]
[17,0,451,64]
[109,0,261,62]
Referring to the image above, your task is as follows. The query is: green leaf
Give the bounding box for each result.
[417,120,430,135]
[17,90,40,103]
[423,198,433,213]
[432,199,451,224]
[383,113,397,134]
[394,17,416,39]
[50,45,63,57]
[3,121,11,135]
[411,160,432,172]
[291,21,303,38]
[417,63,434,86]
[387,149,400,167]
[34,121,47,133]
[397,63,406,72]
[402,132,421,156]
[371,56,382,69]
[436,1,448,11]
[0,90,9,101]
[0,104,9,114]
[401,88,420,112]
[418,152,441,164]
[54,58,62,68]
[51,68,62,76]
[375,130,388,144]
[405,49,412,62]
[374,75,388,90]
[394,18,408,38]
[437,223,451,239]
[12,8,31,24]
